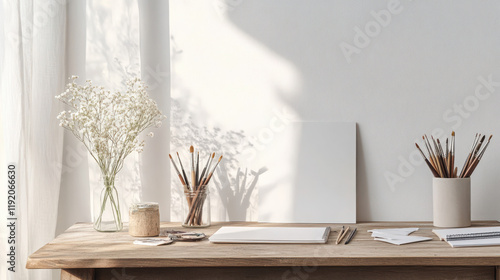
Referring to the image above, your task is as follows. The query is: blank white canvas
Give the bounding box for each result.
[258,122,356,223]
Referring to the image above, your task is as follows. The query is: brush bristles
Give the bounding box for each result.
[417,131,492,178]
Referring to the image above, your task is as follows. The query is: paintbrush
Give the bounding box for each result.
[187,155,223,226]
[445,138,449,161]
[460,133,479,177]
[445,138,451,176]
[200,153,215,186]
[449,131,455,178]
[169,154,187,190]
[463,134,486,177]
[190,146,196,190]
[199,153,211,185]
[424,135,439,175]
[464,135,492,177]
[429,135,444,177]
[451,131,455,177]
[177,152,190,191]
[195,151,200,187]
[472,135,486,157]
[436,139,449,177]
[416,143,439,177]
[202,155,223,186]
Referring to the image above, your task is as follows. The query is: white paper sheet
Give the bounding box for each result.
[368,228,432,245]
[374,236,433,245]
[368,228,419,236]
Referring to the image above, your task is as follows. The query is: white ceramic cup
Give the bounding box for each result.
[433,177,471,228]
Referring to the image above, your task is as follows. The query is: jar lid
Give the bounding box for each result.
[130,202,159,211]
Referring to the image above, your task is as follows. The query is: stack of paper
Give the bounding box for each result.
[368,228,432,245]
[433,226,500,248]
[209,226,331,244]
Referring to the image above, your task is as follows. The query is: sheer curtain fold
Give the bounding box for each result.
[2,0,170,278]
[1,0,66,279]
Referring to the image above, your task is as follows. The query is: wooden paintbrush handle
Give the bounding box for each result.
[463,157,480,178]
[433,155,443,177]
[451,155,455,178]
[425,159,439,177]
[460,153,473,178]
[191,171,197,191]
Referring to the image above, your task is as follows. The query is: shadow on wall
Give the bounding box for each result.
[223,1,369,220]
[170,99,265,221]
[215,164,268,221]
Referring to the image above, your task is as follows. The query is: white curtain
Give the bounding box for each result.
[1,0,170,279]
[0,0,66,279]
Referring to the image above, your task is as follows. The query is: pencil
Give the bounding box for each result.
[336,226,344,244]
[337,226,350,244]
[344,228,357,245]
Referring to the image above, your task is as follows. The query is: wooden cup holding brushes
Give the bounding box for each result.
[169,146,222,227]
[416,132,492,178]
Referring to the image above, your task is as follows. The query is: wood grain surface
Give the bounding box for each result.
[27,221,500,269]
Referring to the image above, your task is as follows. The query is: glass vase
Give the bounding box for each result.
[93,176,123,232]
[182,188,210,228]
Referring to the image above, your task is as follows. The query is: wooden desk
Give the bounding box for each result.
[27,221,500,280]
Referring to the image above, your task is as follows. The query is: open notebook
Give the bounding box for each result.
[209,227,331,244]
[433,226,500,248]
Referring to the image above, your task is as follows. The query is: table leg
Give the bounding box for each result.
[61,268,95,280]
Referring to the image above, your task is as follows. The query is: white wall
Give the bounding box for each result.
[170,0,500,221]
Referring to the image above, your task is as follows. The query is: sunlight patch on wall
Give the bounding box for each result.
[170,0,302,222]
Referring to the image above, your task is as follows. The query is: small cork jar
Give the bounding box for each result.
[129,202,160,237]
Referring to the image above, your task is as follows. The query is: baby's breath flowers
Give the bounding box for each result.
[56,75,166,231]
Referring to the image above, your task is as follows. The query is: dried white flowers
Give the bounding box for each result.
[56,76,166,176]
